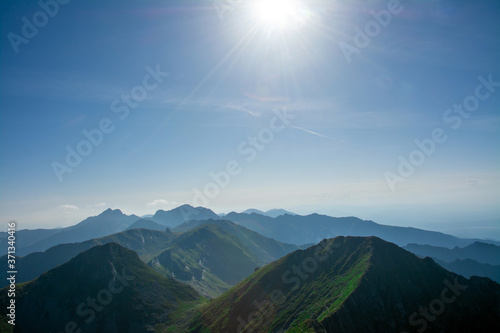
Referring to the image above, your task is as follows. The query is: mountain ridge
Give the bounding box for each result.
[0,242,201,333]
[185,236,500,332]
[0,228,175,288]
[404,241,500,265]
[173,219,300,263]
[6,209,140,256]
[149,223,263,297]
[224,211,498,248]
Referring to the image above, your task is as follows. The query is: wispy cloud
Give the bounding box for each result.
[147,199,170,207]
[223,104,261,117]
[86,202,106,208]
[290,125,342,141]
[59,204,79,214]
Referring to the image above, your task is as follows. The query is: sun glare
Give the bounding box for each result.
[251,0,307,30]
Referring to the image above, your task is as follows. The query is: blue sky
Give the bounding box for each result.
[1,0,499,239]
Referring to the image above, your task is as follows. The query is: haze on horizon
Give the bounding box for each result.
[1,0,499,240]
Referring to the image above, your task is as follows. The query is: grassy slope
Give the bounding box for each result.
[149,224,263,298]
[184,237,373,332]
[0,228,175,288]
[181,236,500,332]
[173,219,300,263]
[0,243,202,332]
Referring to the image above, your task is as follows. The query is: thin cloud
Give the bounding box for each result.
[147,199,169,207]
[224,104,261,117]
[86,202,106,208]
[290,125,343,141]
[59,204,79,214]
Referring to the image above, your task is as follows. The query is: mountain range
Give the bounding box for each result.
[2,205,500,332]
[240,208,297,218]
[3,205,498,260]
[223,211,498,248]
[404,242,500,284]
[404,241,500,265]
[0,219,299,297]
[3,236,499,332]
[0,228,175,288]
[149,204,220,228]
[184,236,500,332]
[0,243,201,333]
[0,209,140,256]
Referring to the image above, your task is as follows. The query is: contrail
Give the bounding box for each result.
[225,104,260,117]
[290,125,341,141]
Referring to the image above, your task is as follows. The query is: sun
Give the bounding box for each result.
[251,0,306,30]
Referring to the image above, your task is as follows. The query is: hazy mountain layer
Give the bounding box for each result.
[150,204,220,228]
[434,258,500,284]
[0,228,175,289]
[404,241,500,265]
[225,212,495,248]
[126,218,167,232]
[8,209,140,256]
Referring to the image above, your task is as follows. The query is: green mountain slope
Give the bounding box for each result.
[0,243,201,333]
[1,220,297,298]
[174,219,300,263]
[0,228,175,288]
[149,224,263,298]
[185,236,500,332]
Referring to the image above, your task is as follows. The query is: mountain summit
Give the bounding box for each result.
[151,204,220,228]
[187,236,500,332]
[1,243,200,333]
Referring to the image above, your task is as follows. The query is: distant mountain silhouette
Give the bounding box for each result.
[0,228,61,255]
[4,209,139,257]
[404,241,500,265]
[434,258,500,284]
[241,208,296,217]
[404,241,500,284]
[0,229,175,289]
[0,243,200,332]
[185,236,500,332]
[4,206,498,260]
[150,204,220,228]
[224,212,495,248]
[241,208,266,215]
[126,218,166,232]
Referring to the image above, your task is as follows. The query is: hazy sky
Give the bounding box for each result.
[1,0,499,239]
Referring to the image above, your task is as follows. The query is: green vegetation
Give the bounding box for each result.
[178,237,376,332]
[0,243,202,332]
[2,234,499,332]
[148,224,263,298]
